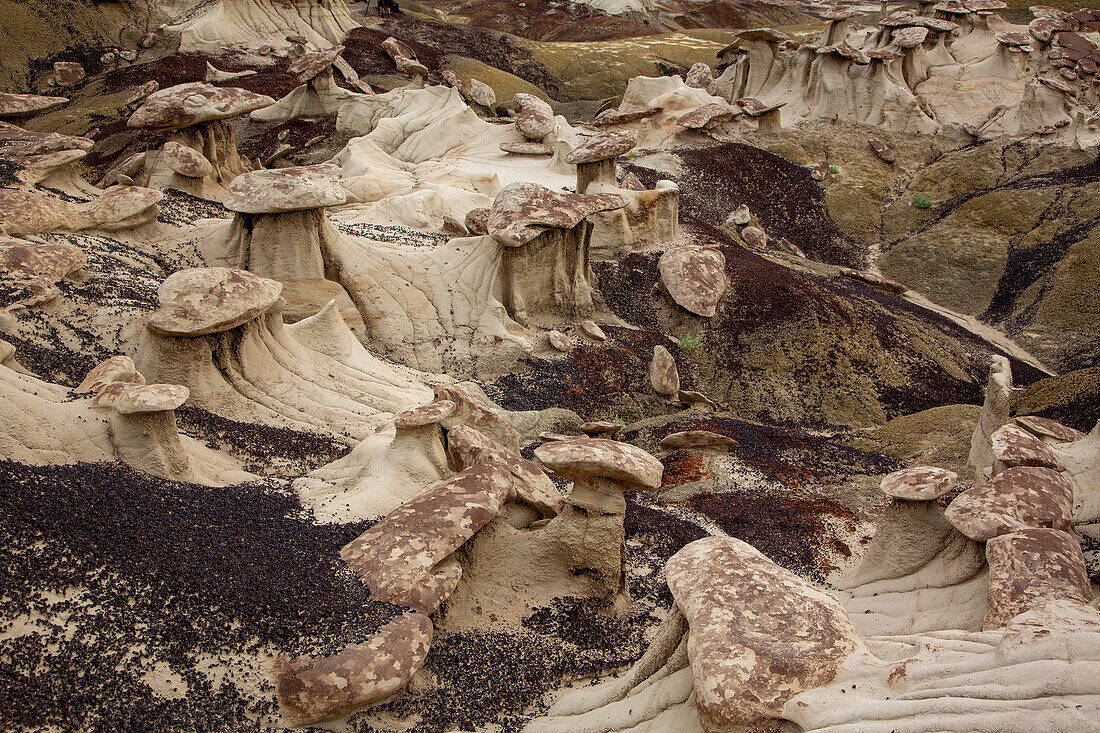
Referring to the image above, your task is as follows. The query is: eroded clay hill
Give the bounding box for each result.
[0,0,1098,731]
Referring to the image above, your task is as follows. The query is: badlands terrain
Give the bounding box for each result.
[1,0,1099,730]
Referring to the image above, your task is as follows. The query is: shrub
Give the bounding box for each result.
[911,195,933,209]
[677,333,701,350]
[828,165,839,175]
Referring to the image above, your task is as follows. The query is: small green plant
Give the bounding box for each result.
[677,332,701,351]
[828,165,840,175]
[911,194,933,209]
[625,149,640,159]
[612,417,626,427]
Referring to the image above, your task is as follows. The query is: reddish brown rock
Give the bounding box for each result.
[446,424,564,517]
[394,400,457,428]
[658,245,727,317]
[128,82,274,129]
[736,97,783,117]
[868,137,896,163]
[1015,415,1087,443]
[0,93,67,120]
[499,141,553,155]
[649,345,680,396]
[839,267,908,294]
[666,536,862,730]
[487,182,625,247]
[512,93,555,140]
[160,141,213,179]
[464,207,490,235]
[52,62,84,87]
[564,131,636,164]
[684,62,715,92]
[880,466,958,501]
[593,107,659,126]
[659,430,736,450]
[677,103,735,129]
[535,437,663,491]
[578,420,622,436]
[984,528,1093,629]
[146,268,282,338]
[386,557,462,614]
[547,330,571,352]
[275,613,432,726]
[991,424,1067,471]
[944,466,1074,541]
[340,463,513,602]
[288,44,344,83]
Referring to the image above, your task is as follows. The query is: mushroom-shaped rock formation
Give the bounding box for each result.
[991,424,1067,471]
[676,102,736,130]
[649,345,680,396]
[0,181,162,237]
[533,437,662,596]
[128,82,273,190]
[944,466,1074,541]
[146,267,282,338]
[382,37,428,88]
[253,44,355,124]
[844,463,982,589]
[983,528,1094,629]
[658,430,736,450]
[0,122,93,187]
[511,93,555,141]
[1015,415,1086,444]
[446,424,564,520]
[535,436,661,513]
[222,163,362,330]
[275,613,432,727]
[487,182,625,325]
[138,268,430,442]
[106,382,195,481]
[0,93,67,125]
[880,466,959,500]
[969,355,1013,480]
[657,245,727,317]
[666,536,865,731]
[564,131,636,193]
[339,462,513,603]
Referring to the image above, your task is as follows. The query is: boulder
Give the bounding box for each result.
[0,93,67,120]
[394,400,457,428]
[499,141,553,155]
[160,141,213,178]
[446,424,564,517]
[649,345,680,396]
[115,384,190,414]
[657,246,727,317]
[535,436,662,492]
[1015,415,1087,443]
[991,424,1067,471]
[512,93,555,140]
[339,463,513,602]
[944,466,1075,541]
[666,536,863,731]
[275,613,432,726]
[658,430,736,450]
[984,528,1093,629]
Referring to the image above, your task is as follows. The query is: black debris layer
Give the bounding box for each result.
[175,404,352,476]
[0,459,396,733]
